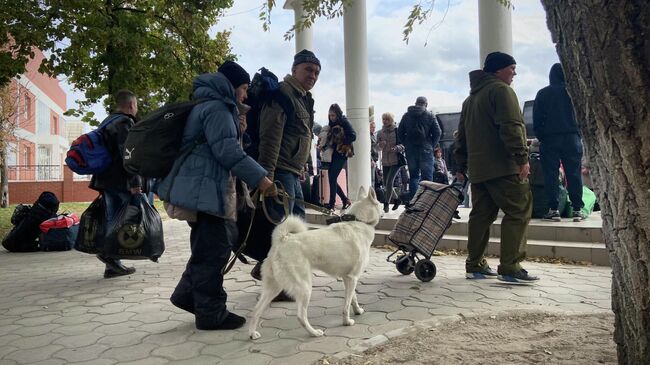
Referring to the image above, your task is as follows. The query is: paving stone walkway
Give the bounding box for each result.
[0,220,612,365]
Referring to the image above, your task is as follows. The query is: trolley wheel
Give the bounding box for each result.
[395,254,415,275]
[414,259,437,282]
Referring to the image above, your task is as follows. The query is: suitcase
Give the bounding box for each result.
[387,180,465,282]
[318,168,348,206]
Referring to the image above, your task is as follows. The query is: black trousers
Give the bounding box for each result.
[172,212,237,324]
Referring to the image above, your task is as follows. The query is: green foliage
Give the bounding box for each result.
[2,0,235,122]
[261,0,351,40]
[261,0,512,43]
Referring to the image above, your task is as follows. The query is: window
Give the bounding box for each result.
[24,95,31,119]
[6,144,17,166]
[51,115,59,135]
[37,101,50,134]
[23,146,31,165]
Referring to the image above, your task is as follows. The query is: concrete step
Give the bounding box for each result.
[304,207,609,266]
[305,207,604,243]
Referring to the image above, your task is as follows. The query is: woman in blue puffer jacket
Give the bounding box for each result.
[158,61,273,331]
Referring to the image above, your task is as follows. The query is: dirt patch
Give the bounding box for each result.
[320,312,616,365]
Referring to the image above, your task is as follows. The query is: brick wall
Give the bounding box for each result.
[8,166,97,204]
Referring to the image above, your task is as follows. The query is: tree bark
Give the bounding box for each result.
[0,148,8,208]
[541,1,650,363]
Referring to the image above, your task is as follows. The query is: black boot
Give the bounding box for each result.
[98,256,136,278]
[251,261,262,281]
[383,203,389,213]
[196,312,246,330]
[392,199,401,211]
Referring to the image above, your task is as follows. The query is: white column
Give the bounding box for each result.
[284,0,314,52]
[343,0,370,201]
[478,0,513,66]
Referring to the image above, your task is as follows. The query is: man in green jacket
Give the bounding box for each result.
[454,51,539,284]
[250,50,320,294]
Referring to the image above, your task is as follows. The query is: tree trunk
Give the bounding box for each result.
[541,1,650,363]
[0,148,7,208]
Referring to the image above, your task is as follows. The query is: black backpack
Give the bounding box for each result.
[2,192,59,252]
[244,67,294,160]
[123,100,207,178]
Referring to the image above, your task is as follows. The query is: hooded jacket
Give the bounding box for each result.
[532,63,580,142]
[453,70,528,183]
[397,105,441,149]
[157,72,267,217]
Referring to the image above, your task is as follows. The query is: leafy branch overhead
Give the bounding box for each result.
[260,0,512,42]
[1,0,236,123]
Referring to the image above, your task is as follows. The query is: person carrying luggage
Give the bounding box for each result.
[89,90,143,279]
[158,61,274,330]
[320,103,355,211]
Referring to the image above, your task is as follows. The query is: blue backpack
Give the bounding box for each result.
[65,114,122,175]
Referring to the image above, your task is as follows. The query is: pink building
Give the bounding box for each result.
[7,48,68,182]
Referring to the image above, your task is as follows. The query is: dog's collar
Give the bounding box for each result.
[325,214,374,226]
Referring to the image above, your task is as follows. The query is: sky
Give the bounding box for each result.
[62,0,559,124]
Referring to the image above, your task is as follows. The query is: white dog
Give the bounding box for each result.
[248,186,382,339]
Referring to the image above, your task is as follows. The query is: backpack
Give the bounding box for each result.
[123,100,207,178]
[2,191,59,252]
[10,204,31,226]
[244,67,294,160]
[65,114,123,175]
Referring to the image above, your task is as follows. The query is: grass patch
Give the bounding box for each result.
[1,199,167,239]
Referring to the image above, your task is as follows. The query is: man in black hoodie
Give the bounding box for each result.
[90,90,142,278]
[398,96,441,203]
[533,63,585,222]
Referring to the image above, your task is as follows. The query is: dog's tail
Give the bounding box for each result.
[271,215,307,244]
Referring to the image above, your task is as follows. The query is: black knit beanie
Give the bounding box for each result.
[218,60,251,88]
[293,49,321,68]
[483,52,516,73]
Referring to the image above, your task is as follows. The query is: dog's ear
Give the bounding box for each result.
[367,187,377,202]
[357,185,367,199]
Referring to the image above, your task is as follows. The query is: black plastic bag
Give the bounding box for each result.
[103,194,164,262]
[74,195,107,254]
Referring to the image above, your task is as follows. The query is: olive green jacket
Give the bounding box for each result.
[258,75,314,178]
[454,70,528,183]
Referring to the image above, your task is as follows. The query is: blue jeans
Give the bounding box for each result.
[270,169,305,218]
[540,134,584,210]
[405,145,435,202]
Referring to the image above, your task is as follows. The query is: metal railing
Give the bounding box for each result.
[7,165,63,181]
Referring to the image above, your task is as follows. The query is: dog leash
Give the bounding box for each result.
[221,182,338,275]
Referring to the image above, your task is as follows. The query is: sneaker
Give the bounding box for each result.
[572,210,587,222]
[497,269,540,283]
[465,266,498,279]
[542,209,561,222]
[342,200,352,210]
